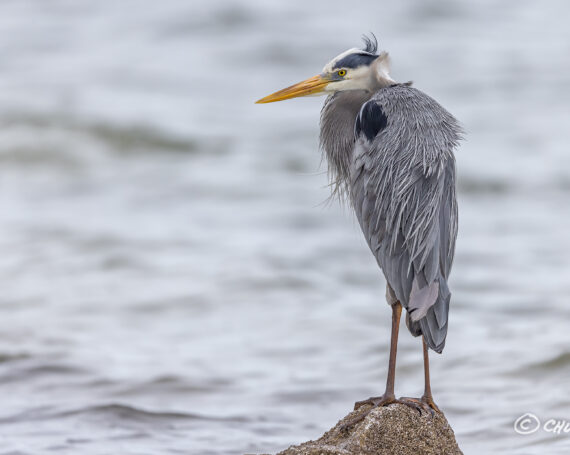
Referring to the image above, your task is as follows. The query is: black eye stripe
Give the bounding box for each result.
[333,53,377,70]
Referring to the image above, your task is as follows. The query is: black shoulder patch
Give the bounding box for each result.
[355,102,387,141]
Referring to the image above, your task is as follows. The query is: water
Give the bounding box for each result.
[0,1,569,454]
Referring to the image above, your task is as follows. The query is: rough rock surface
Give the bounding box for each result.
[271,403,463,455]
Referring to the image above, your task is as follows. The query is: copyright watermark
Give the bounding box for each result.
[514,413,570,435]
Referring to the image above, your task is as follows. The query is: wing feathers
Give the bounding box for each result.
[350,86,461,352]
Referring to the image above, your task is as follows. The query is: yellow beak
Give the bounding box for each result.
[255,75,329,104]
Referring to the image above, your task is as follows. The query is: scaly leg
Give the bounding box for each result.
[341,302,421,430]
[400,337,441,415]
[420,336,440,412]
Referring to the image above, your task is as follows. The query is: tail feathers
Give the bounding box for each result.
[408,278,439,321]
[419,297,449,353]
[406,278,451,354]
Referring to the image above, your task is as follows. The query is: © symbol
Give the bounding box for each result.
[514,413,540,435]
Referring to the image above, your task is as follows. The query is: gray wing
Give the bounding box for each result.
[351,88,460,352]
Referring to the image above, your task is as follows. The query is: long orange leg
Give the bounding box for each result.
[420,336,440,412]
[341,302,421,430]
[400,337,441,415]
[353,301,402,409]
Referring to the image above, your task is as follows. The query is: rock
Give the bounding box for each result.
[272,403,463,455]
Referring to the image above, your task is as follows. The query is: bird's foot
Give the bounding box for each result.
[340,393,420,432]
[398,395,441,417]
[353,393,397,411]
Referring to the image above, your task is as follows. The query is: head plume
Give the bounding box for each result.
[361,33,378,55]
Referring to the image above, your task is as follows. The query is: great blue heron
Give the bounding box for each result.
[256,35,463,424]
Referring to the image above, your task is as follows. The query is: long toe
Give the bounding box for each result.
[398,396,434,416]
[354,395,396,410]
[421,395,441,414]
[343,394,399,431]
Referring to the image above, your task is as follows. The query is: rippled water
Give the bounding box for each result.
[0,1,569,454]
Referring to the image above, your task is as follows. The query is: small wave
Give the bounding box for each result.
[0,353,30,364]
[0,403,248,425]
[507,351,570,378]
[110,375,231,397]
[60,404,201,422]
[84,123,196,154]
[528,352,570,371]
[0,112,200,156]
[458,176,511,195]
[79,403,249,424]
[271,388,344,404]
[0,363,89,384]
[160,4,254,37]
[0,451,33,455]
[459,175,570,194]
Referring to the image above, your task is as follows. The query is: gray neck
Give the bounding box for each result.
[319,90,373,198]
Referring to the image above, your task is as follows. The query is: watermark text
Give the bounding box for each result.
[514,413,570,435]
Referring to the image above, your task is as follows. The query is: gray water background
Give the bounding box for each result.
[0,0,569,454]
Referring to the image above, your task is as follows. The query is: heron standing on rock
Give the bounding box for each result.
[256,35,463,424]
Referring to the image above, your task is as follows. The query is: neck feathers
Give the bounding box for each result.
[319,90,373,199]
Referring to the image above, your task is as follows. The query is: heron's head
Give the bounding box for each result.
[256,35,394,104]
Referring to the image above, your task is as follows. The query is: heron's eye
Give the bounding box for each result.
[337,69,347,77]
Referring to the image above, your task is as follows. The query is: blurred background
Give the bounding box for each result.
[0,0,569,454]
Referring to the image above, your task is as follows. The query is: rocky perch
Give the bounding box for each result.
[270,403,463,455]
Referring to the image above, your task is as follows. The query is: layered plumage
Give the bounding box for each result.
[320,84,462,352]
